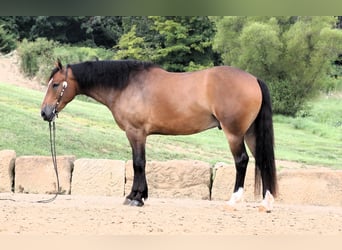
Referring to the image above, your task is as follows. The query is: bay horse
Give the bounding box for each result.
[41,59,277,211]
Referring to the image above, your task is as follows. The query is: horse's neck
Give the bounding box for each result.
[81,87,117,108]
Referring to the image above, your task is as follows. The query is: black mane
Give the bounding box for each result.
[68,60,157,91]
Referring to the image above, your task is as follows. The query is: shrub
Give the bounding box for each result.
[17,38,56,78]
[17,39,115,83]
[213,16,342,115]
[268,79,309,116]
[53,46,114,64]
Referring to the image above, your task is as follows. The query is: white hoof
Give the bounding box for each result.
[226,187,244,208]
[258,190,274,213]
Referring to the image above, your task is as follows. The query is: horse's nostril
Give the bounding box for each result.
[41,110,49,121]
[41,106,56,122]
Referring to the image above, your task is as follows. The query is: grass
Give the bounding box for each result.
[273,94,342,168]
[1,82,341,169]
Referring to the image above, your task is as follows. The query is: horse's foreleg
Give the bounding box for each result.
[124,129,148,207]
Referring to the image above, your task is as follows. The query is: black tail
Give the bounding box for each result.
[254,79,278,198]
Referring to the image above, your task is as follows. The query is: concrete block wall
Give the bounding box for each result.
[0,150,16,192]
[125,160,212,199]
[1,150,342,206]
[0,150,214,199]
[72,159,125,196]
[14,155,75,194]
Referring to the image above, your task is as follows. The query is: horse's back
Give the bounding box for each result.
[148,65,259,97]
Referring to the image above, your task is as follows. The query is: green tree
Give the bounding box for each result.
[213,16,342,115]
[238,20,282,80]
[3,16,123,48]
[80,16,123,48]
[0,24,16,53]
[0,17,19,53]
[152,16,216,71]
[114,25,151,61]
[30,16,89,44]
[115,16,217,72]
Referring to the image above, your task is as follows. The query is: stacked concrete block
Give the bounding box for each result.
[125,160,212,200]
[0,150,16,192]
[71,158,125,196]
[14,155,75,194]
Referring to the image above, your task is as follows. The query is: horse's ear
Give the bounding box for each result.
[55,59,63,71]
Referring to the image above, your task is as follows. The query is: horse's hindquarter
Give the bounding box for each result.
[207,66,262,135]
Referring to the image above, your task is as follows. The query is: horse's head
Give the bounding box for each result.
[41,60,77,122]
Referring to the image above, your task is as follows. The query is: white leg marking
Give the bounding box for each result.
[259,190,274,212]
[227,187,244,206]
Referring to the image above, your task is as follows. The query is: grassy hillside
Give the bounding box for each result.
[0,82,341,168]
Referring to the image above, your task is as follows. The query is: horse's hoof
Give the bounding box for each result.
[258,190,274,213]
[123,198,132,205]
[129,199,144,207]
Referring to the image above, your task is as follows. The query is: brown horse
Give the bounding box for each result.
[41,59,277,211]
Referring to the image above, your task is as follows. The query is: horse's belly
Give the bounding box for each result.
[147,113,219,136]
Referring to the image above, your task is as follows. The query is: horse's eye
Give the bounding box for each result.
[52,83,60,89]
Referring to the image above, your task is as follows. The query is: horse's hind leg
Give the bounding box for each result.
[245,126,275,212]
[224,133,249,208]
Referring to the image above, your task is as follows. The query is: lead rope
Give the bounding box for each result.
[36,70,68,203]
[0,121,60,203]
[36,121,60,203]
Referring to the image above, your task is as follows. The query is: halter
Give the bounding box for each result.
[53,65,69,117]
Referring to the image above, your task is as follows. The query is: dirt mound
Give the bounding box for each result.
[0,51,44,91]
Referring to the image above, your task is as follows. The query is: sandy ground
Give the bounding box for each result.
[1,52,342,236]
[0,193,341,235]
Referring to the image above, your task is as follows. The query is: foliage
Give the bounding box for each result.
[17,38,115,83]
[53,45,115,63]
[114,25,151,61]
[238,20,282,78]
[39,46,114,83]
[213,16,342,115]
[0,24,16,53]
[80,16,123,48]
[3,15,219,71]
[0,16,124,48]
[17,38,57,78]
[0,16,35,42]
[29,16,88,44]
[115,16,216,71]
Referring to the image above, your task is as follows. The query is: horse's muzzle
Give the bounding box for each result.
[41,105,56,122]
